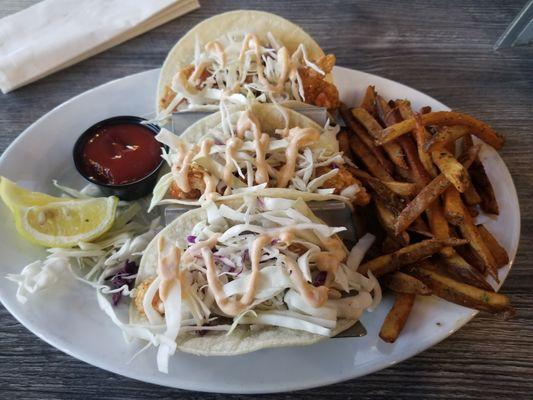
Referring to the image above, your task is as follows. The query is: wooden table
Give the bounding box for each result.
[1,1,532,398]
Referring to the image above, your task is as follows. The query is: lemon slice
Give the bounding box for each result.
[0,176,65,212]
[15,197,118,248]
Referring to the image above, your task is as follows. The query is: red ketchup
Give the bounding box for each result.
[80,123,161,185]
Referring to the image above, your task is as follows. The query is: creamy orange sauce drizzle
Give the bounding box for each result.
[157,236,183,301]
[236,111,270,184]
[223,136,243,188]
[277,127,320,188]
[203,174,218,201]
[205,41,226,67]
[314,237,346,273]
[238,34,292,94]
[187,228,332,316]
[172,144,198,192]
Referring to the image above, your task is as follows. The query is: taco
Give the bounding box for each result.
[150,103,370,209]
[131,197,380,372]
[157,10,340,115]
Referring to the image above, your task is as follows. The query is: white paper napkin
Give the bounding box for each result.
[0,0,200,93]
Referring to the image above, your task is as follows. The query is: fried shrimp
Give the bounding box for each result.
[316,164,371,205]
[299,55,340,109]
[134,278,163,315]
[168,164,207,200]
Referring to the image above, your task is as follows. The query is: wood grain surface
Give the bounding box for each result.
[1,1,532,399]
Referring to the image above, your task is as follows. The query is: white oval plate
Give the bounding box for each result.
[0,67,520,394]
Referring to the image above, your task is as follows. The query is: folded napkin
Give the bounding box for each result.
[0,0,200,93]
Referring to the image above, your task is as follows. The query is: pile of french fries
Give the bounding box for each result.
[339,86,514,343]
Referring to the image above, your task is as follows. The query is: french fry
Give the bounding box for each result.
[476,224,509,268]
[443,187,464,225]
[431,149,471,192]
[397,135,432,190]
[394,145,480,235]
[347,166,416,197]
[463,183,482,206]
[382,181,417,198]
[397,101,438,177]
[427,201,454,258]
[360,85,377,114]
[455,245,486,274]
[410,263,514,317]
[352,107,408,170]
[375,199,409,246]
[470,160,499,215]
[348,134,394,181]
[382,272,431,295]
[394,174,450,235]
[455,201,499,281]
[337,130,354,159]
[425,126,469,152]
[359,238,467,277]
[347,166,406,213]
[377,111,504,150]
[439,253,493,291]
[409,217,433,237]
[340,103,394,175]
[379,292,416,343]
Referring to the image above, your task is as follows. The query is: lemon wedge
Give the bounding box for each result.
[0,176,64,212]
[0,177,118,248]
[14,197,118,248]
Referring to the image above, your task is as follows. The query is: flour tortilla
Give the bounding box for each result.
[157,10,327,112]
[131,203,356,356]
[171,102,345,204]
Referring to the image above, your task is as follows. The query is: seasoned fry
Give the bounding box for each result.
[470,160,499,215]
[394,174,450,235]
[410,263,514,317]
[394,145,480,235]
[375,199,409,245]
[476,224,509,268]
[379,292,416,343]
[439,253,493,291]
[337,130,354,159]
[413,114,439,177]
[455,201,499,281]
[360,85,377,114]
[397,101,438,177]
[352,107,408,170]
[377,111,504,150]
[425,126,469,152]
[463,183,482,206]
[340,103,394,175]
[347,166,415,197]
[431,149,471,192]
[348,134,394,181]
[359,238,467,277]
[382,272,431,295]
[455,245,486,274]
[427,201,454,258]
[397,135,431,190]
[443,187,464,225]
[409,217,433,237]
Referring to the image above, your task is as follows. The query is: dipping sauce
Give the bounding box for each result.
[80,123,161,185]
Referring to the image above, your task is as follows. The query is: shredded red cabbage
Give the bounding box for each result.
[313,271,327,287]
[186,235,197,244]
[106,259,139,306]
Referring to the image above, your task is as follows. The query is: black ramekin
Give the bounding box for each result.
[73,116,164,201]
